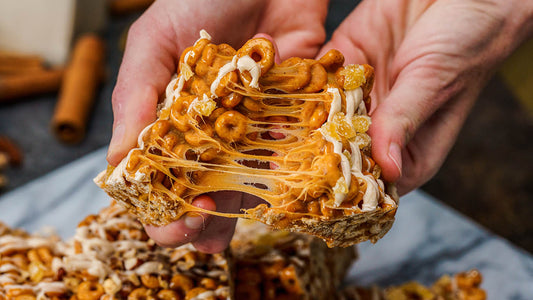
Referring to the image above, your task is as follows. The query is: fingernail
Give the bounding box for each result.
[388,143,403,177]
[184,213,205,230]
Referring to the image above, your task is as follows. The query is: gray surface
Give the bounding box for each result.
[0,147,531,299]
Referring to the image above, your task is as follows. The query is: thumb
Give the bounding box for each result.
[106,14,178,166]
[368,66,457,184]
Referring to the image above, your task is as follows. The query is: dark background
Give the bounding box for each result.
[1,0,532,254]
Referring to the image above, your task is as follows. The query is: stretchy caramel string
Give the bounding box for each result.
[97,30,396,226]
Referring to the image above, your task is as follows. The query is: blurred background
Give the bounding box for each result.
[0,0,531,255]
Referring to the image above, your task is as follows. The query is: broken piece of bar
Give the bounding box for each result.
[0,203,232,300]
[338,269,486,300]
[95,30,399,247]
[232,219,357,299]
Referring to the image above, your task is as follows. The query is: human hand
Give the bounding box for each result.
[106,0,329,252]
[319,0,533,195]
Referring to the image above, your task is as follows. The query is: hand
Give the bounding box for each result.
[319,0,533,195]
[106,0,328,252]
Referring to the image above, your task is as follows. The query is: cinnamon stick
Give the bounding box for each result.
[0,152,8,170]
[0,68,64,101]
[0,136,23,167]
[51,34,105,144]
[0,52,45,75]
[0,174,7,190]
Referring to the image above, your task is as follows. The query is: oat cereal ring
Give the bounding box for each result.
[184,123,214,146]
[190,76,210,96]
[308,102,328,129]
[169,274,193,292]
[77,281,105,300]
[241,97,262,112]
[199,147,220,162]
[214,110,248,143]
[184,288,214,300]
[259,57,311,92]
[236,38,275,76]
[156,289,180,300]
[199,278,217,290]
[140,274,160,289]
[216,43,236,56]
[213,71,238,97]
[279,266,302,293]
[195,44,218,77]
[127,287,152,300]
[170,95,195,132]
[300,60,328,93]
[220,92,243,108]
[179,38,210,72]
[318,49,345,72]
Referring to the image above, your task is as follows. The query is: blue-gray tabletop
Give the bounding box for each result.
[0,148,531,299]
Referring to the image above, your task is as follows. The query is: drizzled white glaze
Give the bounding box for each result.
[236,55,261,88]
[210,54,262,97]
[319,83,393,210]
[210,56,238,95]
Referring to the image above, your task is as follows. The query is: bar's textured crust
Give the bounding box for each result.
[95,30,399,247]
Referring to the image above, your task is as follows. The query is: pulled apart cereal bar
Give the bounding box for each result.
[95,30,399,247]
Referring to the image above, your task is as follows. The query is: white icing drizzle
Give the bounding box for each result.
[199,29,212,41]
[345,88,363,124]
[210,54,262,97]
[134,261,166,275]
[319,85,392,210]
[236,55,261,88]
[210,56,238,96]
[0,236,54,255]
[327,87,342,121]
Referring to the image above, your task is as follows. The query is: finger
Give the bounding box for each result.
[316,0,372,65]
[318,32,368,66]
[106,6,178,166]
[192,191,243,253]
[144,195,216,248]
[395,86,478,194]
[259,0,328,60]
[368,64,463,184]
